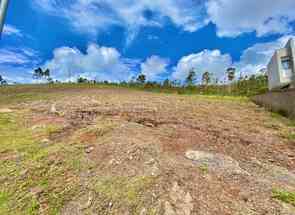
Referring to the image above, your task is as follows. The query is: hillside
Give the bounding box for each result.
[0,85,295,215]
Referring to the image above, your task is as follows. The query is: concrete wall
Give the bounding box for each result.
[252,89,295,119]
[277,49,293,84]
[267,52,280,90]
[267,38,295,90]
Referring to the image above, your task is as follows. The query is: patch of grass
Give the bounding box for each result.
[199,164,209,174]
[282,131,295,141]
[0,191,10,214]
[94,176,155,211]
[27,198,40,215]
[272,189,295,206]
[193,94,249,102]
[270,112,295,127]
[0,111,90,214]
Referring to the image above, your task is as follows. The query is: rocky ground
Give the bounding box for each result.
[0,85,295,215]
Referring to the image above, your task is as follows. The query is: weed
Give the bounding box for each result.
[272,189,295,206]
[0,191,9,214]
[94,176,155,211]
[199,165,209,174]
[0,112,87,214]
[27,198,40,215]
[270,112,295,127]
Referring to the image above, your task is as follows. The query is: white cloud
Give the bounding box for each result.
[33,0,207,42]
[235,35,295,76]
[206,0,295,37]
[0,47,41,84]
[3,25,23,37]
[0,66,34,84]
[0,47,40,66]
[172,49,232,82]
[171,35,295,83]
[43,43,138,82]
[140,55,169,81]
[34,0,295,40]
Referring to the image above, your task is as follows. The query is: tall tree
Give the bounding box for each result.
[163,79,172,88]
[202,71,211,85]
[0,75,7,85]
[33,68,52,83]
[226,67,236,82]
[33,67,43,80]
[185,68,196,87]
[226,67,236,94]
[43,69,50,78]
[137,74,146,84]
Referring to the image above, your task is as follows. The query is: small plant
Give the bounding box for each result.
[272,189,295,206]
[199,164,209,174]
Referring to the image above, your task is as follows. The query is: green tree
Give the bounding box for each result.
[77,77,88,83]
[44,69,50,78]
[226,67,236,82]
[185,68,196,87]
[202,71,211,85]
[226,67,236,94]
[163,79,172,88]
[33,67,43,80]
[0,75,7,85]
[137,74,146,84]
[33,68,52,83]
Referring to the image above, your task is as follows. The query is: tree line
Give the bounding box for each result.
[1,66,268,96]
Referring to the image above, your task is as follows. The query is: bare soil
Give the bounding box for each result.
[1,86,295,215]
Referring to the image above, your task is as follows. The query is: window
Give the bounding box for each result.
[281,57,291,70]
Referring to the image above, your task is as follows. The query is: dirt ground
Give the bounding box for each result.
[1,86,295,215]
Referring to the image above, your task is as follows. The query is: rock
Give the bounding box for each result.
[250,158,295,187]
[80,192,94,210]
[30,186,44,198]
[50,104,57,114]
[40,138,50,147]
[0,108,13,113]
[85,146,94,154]
[20,169,28,177]
[164,201,176,215]
[31,124,46,130]
[168,182,194,215]
[140,208,148,215]
[41,138,50,143]
[145,122,155,128]
[185,150,248,175]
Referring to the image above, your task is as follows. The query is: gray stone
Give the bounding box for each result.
[167,182,194,215]
[185,150,248,175]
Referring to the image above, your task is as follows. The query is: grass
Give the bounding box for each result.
[93,176,155,212]
[270,112,295,126]
[0,111,90,214]
[199,164,209,174]
[267,112,295,140]
[272,189,295,206]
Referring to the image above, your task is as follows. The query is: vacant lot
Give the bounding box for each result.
[0,85,295,215]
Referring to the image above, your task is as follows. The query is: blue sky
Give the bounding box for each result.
[1,0,295,83]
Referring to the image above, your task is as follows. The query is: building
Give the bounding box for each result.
[267,38,295,90]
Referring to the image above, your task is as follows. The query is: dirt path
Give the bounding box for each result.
[1,87,295,214]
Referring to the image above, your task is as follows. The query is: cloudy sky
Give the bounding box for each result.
[1,0,295,83]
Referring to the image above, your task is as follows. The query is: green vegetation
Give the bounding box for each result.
[0,75,7,86]
[272,189,295,206]
[0,69,268,104]
[0,112,89,214]
[116,73,268,97]
[93,176,155,212]
[199,164,209,174]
